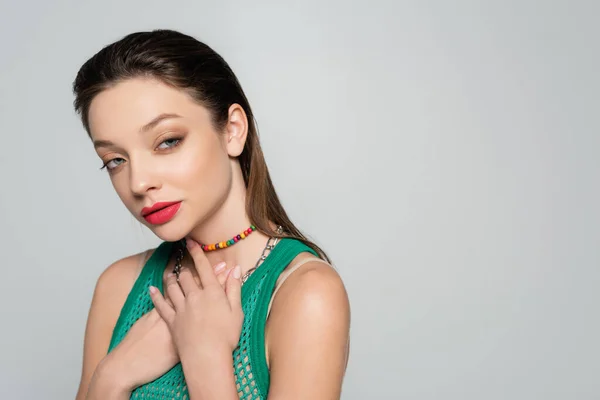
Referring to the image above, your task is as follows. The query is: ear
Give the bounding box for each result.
[224,104,248,157]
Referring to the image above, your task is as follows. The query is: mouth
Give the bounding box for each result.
[141,201,182,225]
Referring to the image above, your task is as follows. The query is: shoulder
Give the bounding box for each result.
[266,253,350,350]
[95,248,154,298]
[269,253,350,328]
[264,254,350,397]
[89,247,157,340]
[90,248,156,334]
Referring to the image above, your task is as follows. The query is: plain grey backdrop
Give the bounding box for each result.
[0,0,598,399]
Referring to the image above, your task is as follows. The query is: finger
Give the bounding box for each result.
[165,272,185,311]
[217,268,232,288]
[186,237,219,288]
[225,265,243,311]
[177,267,199,296]
[149,286,176,323]
[213,261,227,275]
[166,297,175,309]
[214,262,230,287]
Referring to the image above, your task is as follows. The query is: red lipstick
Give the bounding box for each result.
[141,201,182,225]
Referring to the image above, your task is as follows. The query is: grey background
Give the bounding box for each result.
[0,0,598,399]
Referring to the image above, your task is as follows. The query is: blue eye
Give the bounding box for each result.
[100,158,125,171]
[157,138,182,150]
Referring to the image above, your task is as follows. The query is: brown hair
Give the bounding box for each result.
[72,29,329,261]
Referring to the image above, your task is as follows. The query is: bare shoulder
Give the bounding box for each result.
[75,248,155,400]
[265,253,351,398]
[95,248,154,296]
[269,253,350,329]
[276,253,348,303]
[91,248,155,318]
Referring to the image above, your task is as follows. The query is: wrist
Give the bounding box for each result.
[90,356,134,396]
[180,343,232,367]
[180,346,237,399]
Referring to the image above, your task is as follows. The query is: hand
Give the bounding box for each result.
[149,237,244,358]
[100,307,178,392]
[96,259,233,394]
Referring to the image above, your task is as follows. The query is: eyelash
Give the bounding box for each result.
[100,137,183,172]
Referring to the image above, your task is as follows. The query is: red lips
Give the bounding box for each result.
[141,201,182,225]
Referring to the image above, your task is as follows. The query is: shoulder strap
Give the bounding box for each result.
[152,241,176,294]
[132,249,152,282]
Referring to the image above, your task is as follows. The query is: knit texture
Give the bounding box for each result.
[107,238,316,399]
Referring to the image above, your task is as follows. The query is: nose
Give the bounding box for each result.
[129,158,161,195]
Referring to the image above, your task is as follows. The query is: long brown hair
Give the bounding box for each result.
[72,29,329,262]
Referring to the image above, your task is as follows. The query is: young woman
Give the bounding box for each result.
[73,29,350,400]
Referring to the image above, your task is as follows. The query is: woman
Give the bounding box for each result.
[73,29,350,399]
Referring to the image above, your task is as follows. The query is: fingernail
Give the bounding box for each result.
[149,286,157,294]
[186,237,197,249]
[214,262,226,272]
[233,265,241,279]
[167,272,174,278]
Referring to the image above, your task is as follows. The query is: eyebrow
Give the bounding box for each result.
[93,113,183,148]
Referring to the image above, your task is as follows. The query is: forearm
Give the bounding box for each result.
[181,347,238,400]
[85,359,132,400]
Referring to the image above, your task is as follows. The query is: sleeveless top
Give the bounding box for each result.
[107,238,318,399]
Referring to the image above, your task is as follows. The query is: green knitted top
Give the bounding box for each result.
[107,238,317,399]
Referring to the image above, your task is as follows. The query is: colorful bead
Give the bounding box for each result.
[199,225,257,252]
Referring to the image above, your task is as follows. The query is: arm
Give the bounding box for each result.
[266,261,351,399]
[180,348,239,400]
[84,358,131,400]
[75,252,148,400]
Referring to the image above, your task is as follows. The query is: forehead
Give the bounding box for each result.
[88,77,203,140]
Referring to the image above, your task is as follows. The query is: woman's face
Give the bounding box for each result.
[87,77,245,242]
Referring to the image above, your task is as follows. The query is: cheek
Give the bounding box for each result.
[175,137,231,198]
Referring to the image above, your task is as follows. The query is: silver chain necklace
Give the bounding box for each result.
[172,226,283,286]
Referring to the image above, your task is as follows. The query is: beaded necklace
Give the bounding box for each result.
[200,225,257,251]
[172,226,283,285]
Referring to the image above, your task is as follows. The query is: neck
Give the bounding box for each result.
[186,173,271,275]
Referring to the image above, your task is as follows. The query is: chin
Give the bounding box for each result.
[145,221,191,243]
[152,228,188,243]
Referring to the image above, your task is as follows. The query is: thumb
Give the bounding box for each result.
[225,265,242,311]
